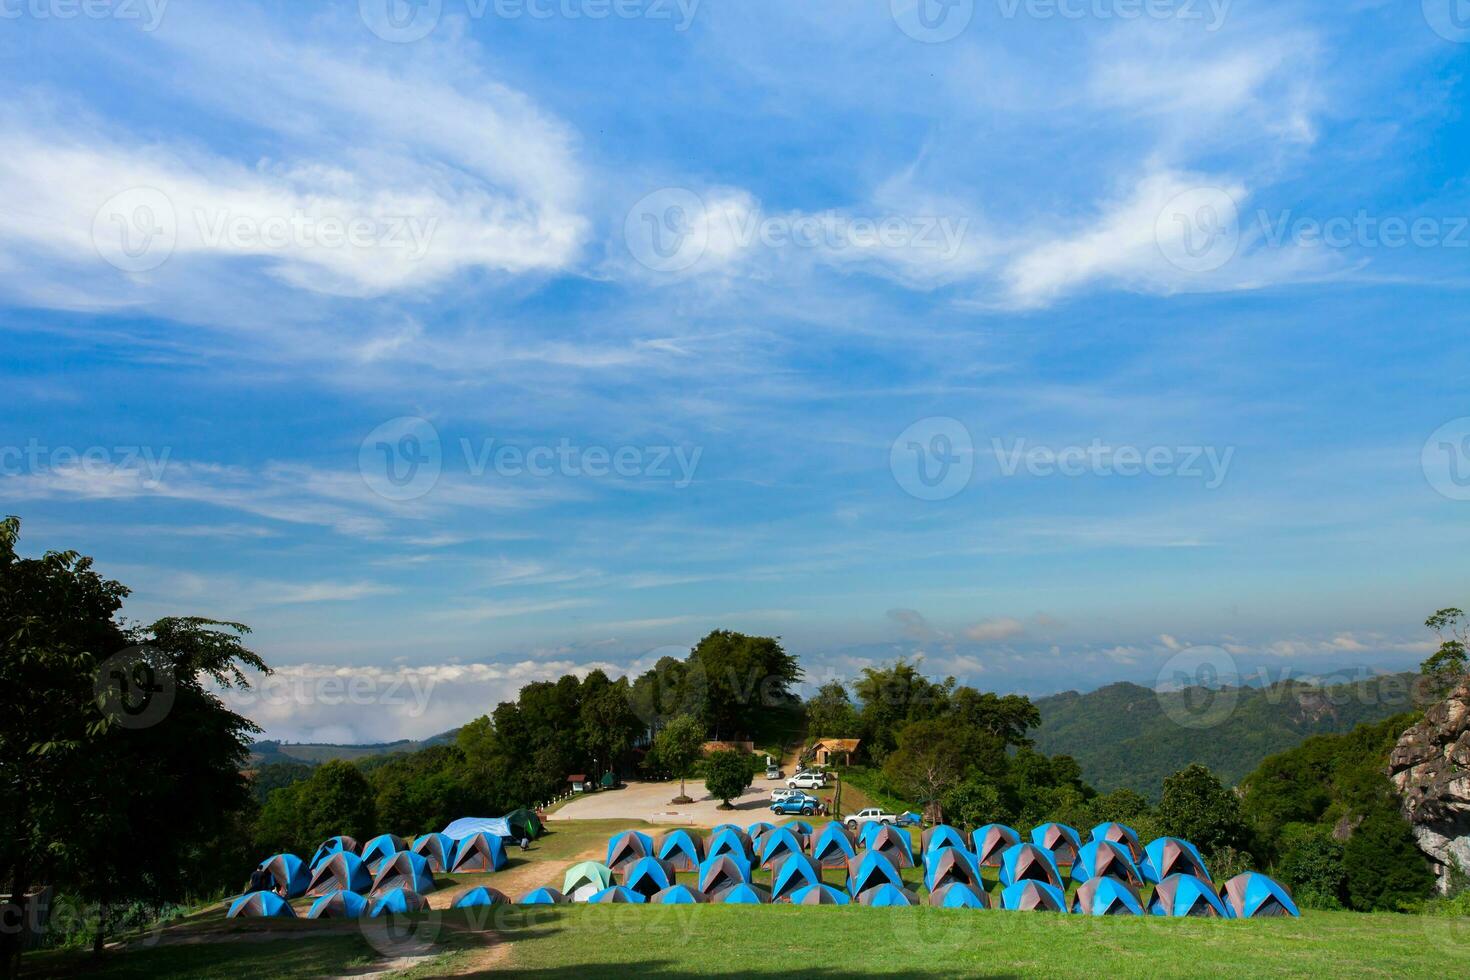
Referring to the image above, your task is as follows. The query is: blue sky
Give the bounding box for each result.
[2,1,1468,741]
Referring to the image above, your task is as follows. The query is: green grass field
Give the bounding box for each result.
[21,820,1469,979]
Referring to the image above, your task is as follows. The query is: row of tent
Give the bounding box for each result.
[250,830,509,901]
[602,822,1215,885]
[229,866,1295,919]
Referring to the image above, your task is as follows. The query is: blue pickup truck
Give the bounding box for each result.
[769,792,820,816]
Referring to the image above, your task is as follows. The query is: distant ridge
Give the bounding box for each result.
[1032,672,1424,798]
[249,728,459,767]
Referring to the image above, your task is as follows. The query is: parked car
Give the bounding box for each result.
[765,767,783,780]
[770,787,803,802]
[844,806,898,831]
[770,793,819,816]
[786,772,827,790]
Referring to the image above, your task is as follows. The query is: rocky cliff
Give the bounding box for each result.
[1388,680,1470,892]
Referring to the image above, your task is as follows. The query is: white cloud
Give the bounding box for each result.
[963,617,1026,643]
[0,17,586,303]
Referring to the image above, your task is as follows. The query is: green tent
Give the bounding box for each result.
[505,807,542,840]
[600,771,618,788]
[563,861,614,901]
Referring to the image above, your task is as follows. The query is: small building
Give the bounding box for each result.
[567,774,590,793]
[810,738,860,766]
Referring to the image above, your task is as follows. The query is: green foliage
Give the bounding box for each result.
[686,630,803,740]
[1156,764,1252,856]
[1240,712,1420,852]
[881,717,967,803]
[1276,824,1347,909]
[255,760,378,855]
[1342,808,1436,911]
[249,762,314,805]
[804,681,858,739]
[703,750,756,806]
[0,517,267,965]
[653,714,705,798]
[1033,676,1424,798]
[852,660,953,762]
[941,775,1009,828]
[1421,607,1469,697]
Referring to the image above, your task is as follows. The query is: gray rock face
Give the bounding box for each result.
[1388,680,1470,892]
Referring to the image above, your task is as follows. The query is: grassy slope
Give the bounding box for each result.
[25,819,1466,978]
[1032,674,1421,797]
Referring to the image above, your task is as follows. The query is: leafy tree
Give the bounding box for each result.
[942,774,1012,829]
[256,759,377,855]
[882,718,967,805]
[688,631,802,739]
[1156,764,1252,857]
[580,674,638,782]
[1342,807,1435,911]
[654,714,705,802]
[1276,824,1346,909]
[0,518,268,970]
[805,681,858,739]
[853,660,952,762]
[1422,607,1469,697]
[703,750,754,808]
[250,762,314,805]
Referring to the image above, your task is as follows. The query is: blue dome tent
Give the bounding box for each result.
[1149,874,1228,917]
[1071,840,1143,887]
[928,882,988,909]
[453,886,511,908]
[370,888,430,915]
[1072,877,1144,916]
[998,843,1063,889]
[361,834,408,872]
[411,833,458,873]
[370,851,436,895]
[227,891,297,918]
[307,852,371,896]
[255,853,309,898]
[770,852,823,902]
[1219,873,1301,918]
[450,831,507,873]
[518,887,569,905]
[306,890,367,919]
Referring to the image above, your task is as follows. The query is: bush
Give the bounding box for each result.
[703,750,757,807]
[1276,824,1346,909]
[1342,808,1436,911]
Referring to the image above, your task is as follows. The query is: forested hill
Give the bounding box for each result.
[1032,673,1423,798]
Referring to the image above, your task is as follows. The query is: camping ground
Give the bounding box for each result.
[20,818,1467,979]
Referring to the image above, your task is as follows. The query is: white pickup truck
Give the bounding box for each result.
[844,807,899,832]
